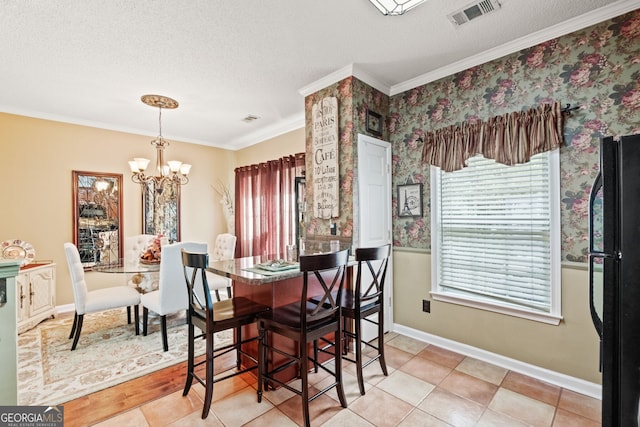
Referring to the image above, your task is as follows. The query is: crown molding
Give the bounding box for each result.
[391,0,639,95]
[298,64,391,97]
[224,111,306,151]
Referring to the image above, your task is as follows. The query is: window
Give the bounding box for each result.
[235,154,305,258]
[430,151,561,324]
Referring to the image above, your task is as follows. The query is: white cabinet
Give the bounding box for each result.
[16,263,56,334]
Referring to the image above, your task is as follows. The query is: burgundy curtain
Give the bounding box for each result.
[421,102,564,172]
[235,153,305,258]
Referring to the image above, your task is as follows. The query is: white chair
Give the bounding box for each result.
[124,234,156,263]
[206,233,236,301]
[64,242,141,351]
[140,241,208,351]
[124,234,159,292]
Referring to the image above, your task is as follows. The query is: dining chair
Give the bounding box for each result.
[256,249,350,427]
[181,249,270,419]
[140,241,207,351]
[124,234,159,294]
[206,233,236,301]
[339,244,391,395]
[63,242,141,351]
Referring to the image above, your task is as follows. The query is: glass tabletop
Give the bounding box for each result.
[93,258,160,273]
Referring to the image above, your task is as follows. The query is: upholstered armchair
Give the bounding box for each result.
[124,234,159,292]
[140,241,208,351]
[64,242,141,350]
[206,233,236,301]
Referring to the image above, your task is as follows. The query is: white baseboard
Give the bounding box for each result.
[392,323,602,400]
[56,303,75,314]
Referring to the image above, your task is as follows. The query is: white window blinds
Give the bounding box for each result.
[432,151,561,319]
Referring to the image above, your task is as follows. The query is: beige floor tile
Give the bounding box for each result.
[316,369,369,405]
[417,345,465,369]
[348,387,414,427]
[277,385,345,427]
[397,408,451,427]
[321,409,375,426]
[399,356,452,385]
[377,370,435,406]
[501,371,561,406]
[140,390,204,426]
[93,408,150,427]
[382,345,417,370]
[243,407,298,426]
[261,379,298,406]
[70,331,603,427]
[455,357,507,386]
[210,386,274,426]
[489,388,555,427]
[418,387,485,427]
[476,409,530,427]
[557,389,601,422]
[339,358,394,389]
[166,410,225,426]
[386,335,429,355]
[190,372,253,404]
[552,407,601,427]
[439,370,498,406]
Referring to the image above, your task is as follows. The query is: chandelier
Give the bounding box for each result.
[129,95,191,192]
[369,0,427,15]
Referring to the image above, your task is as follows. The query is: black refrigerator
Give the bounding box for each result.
[589,134,640,426]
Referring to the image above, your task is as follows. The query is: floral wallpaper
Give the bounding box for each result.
[390,9,640,263]
[304,77,389,242]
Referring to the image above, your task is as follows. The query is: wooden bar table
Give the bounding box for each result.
[206,255,353,384]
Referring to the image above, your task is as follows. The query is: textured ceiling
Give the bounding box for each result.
[0,0,636,150]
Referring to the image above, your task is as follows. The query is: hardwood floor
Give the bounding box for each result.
[62,352,237,427]
[62,362,186,426]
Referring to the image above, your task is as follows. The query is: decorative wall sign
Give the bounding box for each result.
[397,183,423,217]
[312,96,339,219]
[366,109,383,136]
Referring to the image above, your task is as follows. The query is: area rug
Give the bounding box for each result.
[17,308,232,406]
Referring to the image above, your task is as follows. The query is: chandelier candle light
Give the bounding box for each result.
[129,95,191,192]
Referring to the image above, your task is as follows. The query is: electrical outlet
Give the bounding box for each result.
[422,299,430,313]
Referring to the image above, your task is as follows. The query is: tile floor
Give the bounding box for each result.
[93,332,601,426]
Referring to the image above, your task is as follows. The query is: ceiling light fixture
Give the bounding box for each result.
[129,95,191,193]
[369,0,427,15]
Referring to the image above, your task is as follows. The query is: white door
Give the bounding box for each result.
[357,134,393,341]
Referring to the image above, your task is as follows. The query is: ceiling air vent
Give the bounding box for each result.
[242,114,260,123]
[447,0,501,26]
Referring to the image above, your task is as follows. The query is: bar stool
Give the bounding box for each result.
[256,249,350,427]
[329,244,391,395]
[181,249,270,419]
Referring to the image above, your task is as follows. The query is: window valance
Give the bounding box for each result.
[421,101,564,172]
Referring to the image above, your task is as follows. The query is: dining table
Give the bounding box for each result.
[93,258,160,293]
[206,254,355,385]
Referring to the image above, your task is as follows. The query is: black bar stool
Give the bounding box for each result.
[256,249,350,427]
[181,249,270,419]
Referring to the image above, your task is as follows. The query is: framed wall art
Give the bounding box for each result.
[72,171,123,268]
[397,183,423,217]
[366,109,382,137]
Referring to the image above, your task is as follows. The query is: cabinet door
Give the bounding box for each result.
[15,273,29,324]
[28,267,55,318]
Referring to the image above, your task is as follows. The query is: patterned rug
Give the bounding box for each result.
[17,308,231,406]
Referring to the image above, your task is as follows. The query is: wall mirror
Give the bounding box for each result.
[142,180,180,243]
[72,171,123,269]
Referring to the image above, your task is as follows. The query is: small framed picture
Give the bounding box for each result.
[366,110,382,136]
[397,183,423,217]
